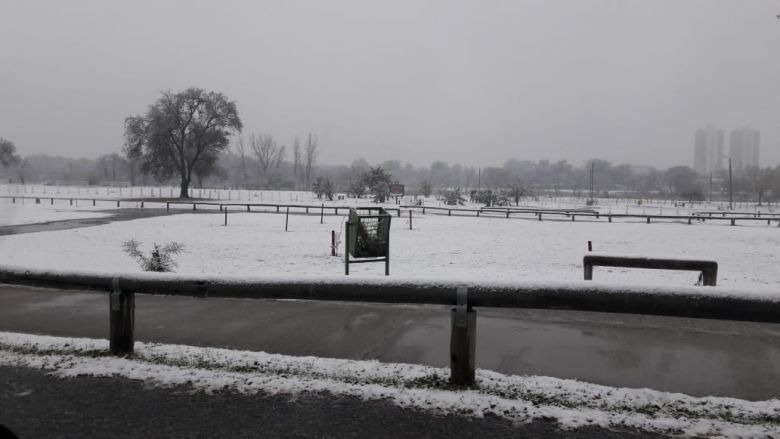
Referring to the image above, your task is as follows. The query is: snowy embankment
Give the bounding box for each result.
[1,205,780,288]
[0,332,776,438]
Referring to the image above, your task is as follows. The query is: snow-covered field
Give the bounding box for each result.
[1,201,779,288]
[3,183,777,216]
[0,332,776,437]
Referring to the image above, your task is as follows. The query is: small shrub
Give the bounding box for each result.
[122,239,185,272]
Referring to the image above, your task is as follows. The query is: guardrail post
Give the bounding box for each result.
[109,277,134,355]
[92,199,96,206]
[409,210,413,230]
[321,204,324,224]
[285,206,290,231]
[450,286,476,386]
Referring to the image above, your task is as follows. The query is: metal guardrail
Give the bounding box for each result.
[1,266,778,386]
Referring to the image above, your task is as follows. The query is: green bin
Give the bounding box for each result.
[347,208,391,258]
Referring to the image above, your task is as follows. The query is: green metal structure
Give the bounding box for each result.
[344,207,391,275]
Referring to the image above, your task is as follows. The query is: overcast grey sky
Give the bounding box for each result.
[1,0,779,168]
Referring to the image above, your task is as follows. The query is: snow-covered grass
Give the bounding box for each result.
[0,332,776,437]
[1,203,779,288]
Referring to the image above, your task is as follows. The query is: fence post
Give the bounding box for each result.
[331,230,336,256]
[344,222,351,275]
[702,266,718,286]
[450,286,476,386]
[109,277,134,355]
[321,203,324,224]
[285,206,290,231]
[409,210,413,230]
[583,261,593,280]
[224,207,228,226]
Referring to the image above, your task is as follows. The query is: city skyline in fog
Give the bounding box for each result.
[2,0,779,169]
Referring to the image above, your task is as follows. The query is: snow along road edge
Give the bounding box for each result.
[0,332,777,438]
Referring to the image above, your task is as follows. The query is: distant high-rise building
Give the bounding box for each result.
[729,127,760,174]
[693,126,723,175]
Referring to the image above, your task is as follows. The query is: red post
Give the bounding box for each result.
[331,230,336,256]
[587,241,593,252]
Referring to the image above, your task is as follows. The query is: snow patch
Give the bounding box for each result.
[0,332,777,438]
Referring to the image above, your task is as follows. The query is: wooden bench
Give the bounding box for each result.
[583,255,718,286]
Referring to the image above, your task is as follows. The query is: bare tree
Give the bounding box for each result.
[16,158,29,185]
[304,132,318,190]
[293,137,302,189]
[251,133,286,175]
[235,135,249,187]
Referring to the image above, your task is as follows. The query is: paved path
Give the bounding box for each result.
[2,284,778,400]
[0,366,666,438]
[0,208,204,236]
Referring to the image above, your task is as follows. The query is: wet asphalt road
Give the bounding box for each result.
[1,285,779,400]
[0,366,666,439]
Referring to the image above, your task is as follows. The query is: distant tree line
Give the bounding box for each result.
[4,145,780,206]
[2,89,780,204]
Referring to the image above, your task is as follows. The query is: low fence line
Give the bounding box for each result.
[401,204,780,226]
[3,195,780,227]
[1,266,778,386]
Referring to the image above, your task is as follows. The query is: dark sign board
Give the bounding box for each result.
[388,184,405,196]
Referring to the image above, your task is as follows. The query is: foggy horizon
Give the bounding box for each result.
[2,0,779,169]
